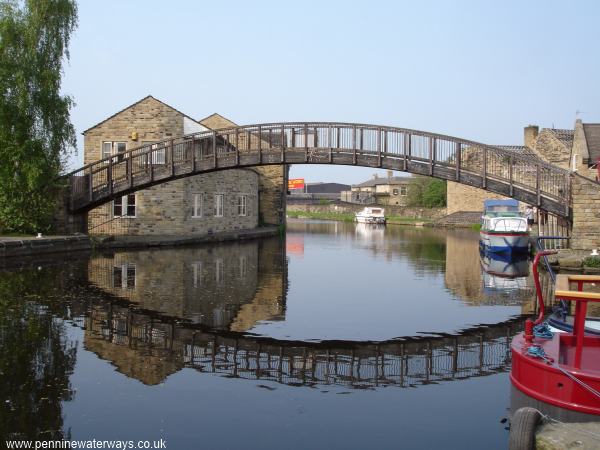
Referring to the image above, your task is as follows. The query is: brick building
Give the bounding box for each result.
[83,96,285,235]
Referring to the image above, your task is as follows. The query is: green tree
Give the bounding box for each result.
[407,177,447,207]
[0,0,78,233]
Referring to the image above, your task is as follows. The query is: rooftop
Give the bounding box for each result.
[353,176,412,188]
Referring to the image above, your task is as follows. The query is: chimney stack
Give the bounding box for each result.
[387,170,393,179]
[373,173,378,179]
[524,125,539,149]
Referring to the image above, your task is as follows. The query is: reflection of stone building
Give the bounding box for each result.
[87,239,285,330]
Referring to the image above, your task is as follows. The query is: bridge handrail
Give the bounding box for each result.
[67,121,570,177]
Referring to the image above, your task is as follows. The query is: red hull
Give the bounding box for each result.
[511,333,600,415]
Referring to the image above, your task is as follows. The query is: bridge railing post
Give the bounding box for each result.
[235,129,240,166]
[107,158,113,196]
[455,142,461,182]
[258,126,262,164]
[303,124,308,162]
[88,166,93,202]
[212,133,217,168]
[403,133,410,172]
[377,128,382,167]
[536,163,541,206]
[509,155,514,196]
[352,126,357,165]
[127,154,133,189]
[280,125,285,163]
[170,139,175,177]
[429,137,435,176]
[482,147,488,189]
[328,125,333,163]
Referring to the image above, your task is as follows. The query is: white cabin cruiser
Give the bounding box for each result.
[479,200,529,254]
[355,207,386,224]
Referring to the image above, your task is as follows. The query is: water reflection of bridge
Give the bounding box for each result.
[81,298,522,388]
[78,228,538,388]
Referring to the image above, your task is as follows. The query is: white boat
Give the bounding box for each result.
[479,200,529,254]
[355,207,386,224]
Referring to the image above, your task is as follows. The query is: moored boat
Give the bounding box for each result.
[510,250,600,417]
[479,199,529,254]
[355,207,386,224]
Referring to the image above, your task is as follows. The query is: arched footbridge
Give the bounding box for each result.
[67,122,572,217]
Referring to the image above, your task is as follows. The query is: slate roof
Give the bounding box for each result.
[305,183,351,194]
[546,128,575,149]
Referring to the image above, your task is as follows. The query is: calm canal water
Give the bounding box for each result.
[0,220,539,449]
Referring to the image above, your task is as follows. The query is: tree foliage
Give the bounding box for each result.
[406,177,447,208]
[0,0,78,233]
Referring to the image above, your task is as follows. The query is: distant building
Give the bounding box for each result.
[288,182,350,201]
[342,171,412,205]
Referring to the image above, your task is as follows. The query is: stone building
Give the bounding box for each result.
[83,96,286,235]
[342,172,412,205]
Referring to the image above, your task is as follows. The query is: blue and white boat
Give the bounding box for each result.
[479,199,529,254]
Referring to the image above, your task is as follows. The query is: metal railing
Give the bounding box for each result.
[66,122,572,217]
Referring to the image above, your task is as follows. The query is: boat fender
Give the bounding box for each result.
[508,407,542,450]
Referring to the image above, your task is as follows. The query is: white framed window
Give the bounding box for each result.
[237,195,247,216]
[215,194,224,217]
[102,141,126,160]
[112,264,136,289]
[400,186,408,196]
[192,194,203,218]
[192,262,202,288]
[393,189,399,195]
[113,194,136,218]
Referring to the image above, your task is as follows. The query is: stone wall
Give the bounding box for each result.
[570,175,600,250]
[446,182,509,214]
[287,202,446,220]
[89,171,259,236]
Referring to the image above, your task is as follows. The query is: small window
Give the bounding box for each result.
[393,189,399,195]
[113,194,136,218]
[400,186,408,196]
[192,194,203,218]
[215,194,224,217]
[237,195,247,216]
[113,264,136,289]
[102,142,112,159]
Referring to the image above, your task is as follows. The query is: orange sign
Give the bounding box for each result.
[288,178,305,190]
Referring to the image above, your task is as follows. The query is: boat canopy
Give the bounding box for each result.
[483,199,519,214]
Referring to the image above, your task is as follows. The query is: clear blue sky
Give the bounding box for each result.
[62,0,600,184]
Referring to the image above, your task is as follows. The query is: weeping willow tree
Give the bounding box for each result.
[0,0,78,233]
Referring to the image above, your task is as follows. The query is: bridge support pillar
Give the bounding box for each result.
[50,185,88,235]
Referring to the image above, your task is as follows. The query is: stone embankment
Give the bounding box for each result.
[0,227,279,258]
[546,249,600,274]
